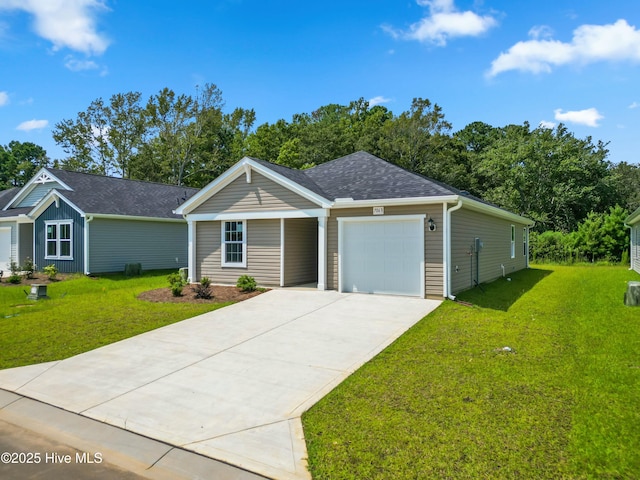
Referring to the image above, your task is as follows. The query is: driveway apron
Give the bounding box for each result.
[0,289,440,480]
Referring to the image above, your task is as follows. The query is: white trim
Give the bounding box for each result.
[280,218,285,287]
[0,226,12,271]
[333,196,458,209]
[187,220,196,282]
[445,200,463,299]
[510,224,516,259]
[317,216,327,290]
[44,220,74,260]
[86,213,186,223]
[84,215,93,274]
[186,208,329,222]
[4,168,73,211]
[220,220,247,268]
[442,202,448,298]
[28,190,84,220]
[337,214,426,297]
[175,157,332,215]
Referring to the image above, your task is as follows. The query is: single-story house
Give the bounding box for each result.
[0,168,198,274]
[175,151,533,298]
[625,207,640,273]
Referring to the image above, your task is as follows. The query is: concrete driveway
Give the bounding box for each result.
[0,289,440,479]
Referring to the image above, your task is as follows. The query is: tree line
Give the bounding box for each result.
[2,84,639,261]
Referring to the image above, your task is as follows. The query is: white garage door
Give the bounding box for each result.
[340,216,424,297]
[0,227,12,273]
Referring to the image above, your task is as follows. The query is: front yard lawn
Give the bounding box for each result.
[303,265,640,479]
[0,271,231,369]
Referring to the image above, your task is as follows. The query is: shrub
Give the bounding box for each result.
[8,274,21,284]
[236,275,257,292]
[43,264,58,280]
[22,257,35,279]
[9,259,20,276]
[193,277,212,299]
[167,271,185,297]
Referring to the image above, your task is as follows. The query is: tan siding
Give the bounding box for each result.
[450,207,528,294]
[192,172,318,214]
[326,205,444,298]
[283,218,317,286]
[196,219,281,285]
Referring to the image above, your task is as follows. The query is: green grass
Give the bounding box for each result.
[303,265,640,479]
[0,271,230,369]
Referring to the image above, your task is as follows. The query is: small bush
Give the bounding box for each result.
[236,275,257,292]
[8,274,21,284]
[9,259,20,276]
[171,283,183,297]
[43,264,58,280]
[167,272,183,287]
[193,277,212,299]
[22,257,35,279]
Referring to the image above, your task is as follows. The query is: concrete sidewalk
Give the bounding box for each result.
[0,290,440,479]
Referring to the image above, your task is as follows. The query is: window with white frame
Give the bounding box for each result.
[510,224,516,259]
[523,227,527,256]
[46,221,73,260]
[221,220,246,267]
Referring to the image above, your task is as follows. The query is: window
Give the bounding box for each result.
[46,221,73,260]
[510,224,516,259]
[523,227,527,256]
[221,221,246,267]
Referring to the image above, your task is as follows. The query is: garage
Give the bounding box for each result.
[0,227,11,273]
[339,215,425,297]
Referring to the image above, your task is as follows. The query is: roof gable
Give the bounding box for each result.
[3,168,72,210]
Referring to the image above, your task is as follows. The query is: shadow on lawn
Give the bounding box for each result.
[455,267,552,311]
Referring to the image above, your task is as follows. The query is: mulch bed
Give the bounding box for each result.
[137,285,266,304]
[0,273,75,286]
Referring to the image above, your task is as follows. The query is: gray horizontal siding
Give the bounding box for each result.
[17,182,64,208]
[193,172,318,214]
[197,219,281,285]
[450,207,528,294]
[327,205,444,298]
[283,218,317,286]
[88,218,187,273]
[34,200,84,273]
[633,225,640,274]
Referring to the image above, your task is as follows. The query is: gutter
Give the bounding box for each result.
[445,199,463,300]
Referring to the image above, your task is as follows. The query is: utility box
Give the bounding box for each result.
[624,281,640,306]
[27,284,49,300]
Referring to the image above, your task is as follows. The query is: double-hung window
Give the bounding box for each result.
[221,221,246,267]
[46,221,73,260]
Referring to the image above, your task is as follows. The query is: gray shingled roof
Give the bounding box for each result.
[49,169,199,219]
[1,170,198,220]
[304,151,459,200]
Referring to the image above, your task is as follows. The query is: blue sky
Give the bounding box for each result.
[1,0,639,165]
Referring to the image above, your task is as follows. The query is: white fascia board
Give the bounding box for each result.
[625,206,640,225]
[187,208,330,222]
[332,196,459,208]
[28,190,85,219]
[175,157,332,215]
[4,168,73,210]
[88,213,186,223]
[460,197,534,226]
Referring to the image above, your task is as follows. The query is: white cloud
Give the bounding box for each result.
[629,101,639,109]
[539,120,556,129]
[0,91,8,106]
[554,108,603,127]
[64,55,99,71]
[0,0,110,55]
[489,19,640,77]
[384,0,498,46]
[16,119,48,131]
[368,96,391,107]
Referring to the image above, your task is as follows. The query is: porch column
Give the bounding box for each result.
[317,215,327,290]
[187,219,196,282]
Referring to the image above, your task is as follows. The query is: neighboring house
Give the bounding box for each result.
[626,207,640,273]
[175,151,533,298]
[0,168,198,274]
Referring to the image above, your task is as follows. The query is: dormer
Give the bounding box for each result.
[3,168,73,210]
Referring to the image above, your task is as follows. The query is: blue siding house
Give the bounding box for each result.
[0,168,198,274]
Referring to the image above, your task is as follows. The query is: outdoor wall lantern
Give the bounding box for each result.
[428,217,437,231]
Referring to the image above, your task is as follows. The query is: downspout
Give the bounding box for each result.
[84,215,93,275]
[445,199,463,300]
